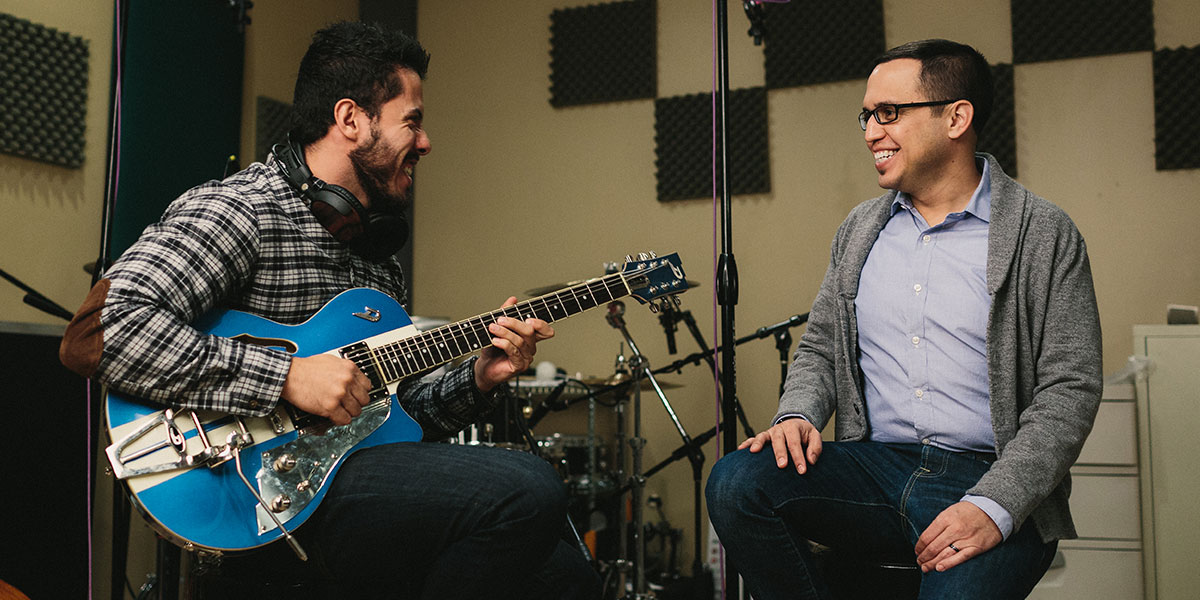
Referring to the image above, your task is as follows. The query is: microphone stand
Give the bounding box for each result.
[658,304,754,438]
[714,2,745,595]
[100,4,134,599]
[628,312,810,485]
[654,312,808,401]
[0,267,77,322]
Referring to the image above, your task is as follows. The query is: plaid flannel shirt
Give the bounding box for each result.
[95,159,494,440]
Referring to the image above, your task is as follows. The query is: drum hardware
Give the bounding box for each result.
[505,395,598,567]
[604,298,699,600]
[602,303,810,600]
[643,493,684,583]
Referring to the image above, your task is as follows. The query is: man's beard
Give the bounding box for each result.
[349,123,410,213]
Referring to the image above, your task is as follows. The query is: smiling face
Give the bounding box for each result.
[349,68,430,211]
[862,58,954,197]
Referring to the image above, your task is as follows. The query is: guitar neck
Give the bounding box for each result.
[348,271,635,386]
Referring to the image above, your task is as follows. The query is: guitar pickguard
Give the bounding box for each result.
[255,397,392,533]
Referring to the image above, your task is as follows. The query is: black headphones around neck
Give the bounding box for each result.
[272,135,409,261]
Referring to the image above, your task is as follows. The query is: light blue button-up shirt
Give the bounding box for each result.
[853,158,1013,537]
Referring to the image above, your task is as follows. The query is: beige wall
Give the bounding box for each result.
[416,0,1200,575]
[3,0,1198,591]
[238,0,361,164]
[0,0,113,325]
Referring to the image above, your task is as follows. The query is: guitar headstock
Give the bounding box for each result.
[621,252,689,309]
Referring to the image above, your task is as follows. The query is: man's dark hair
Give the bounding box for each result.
[874,39,993,135]
[290,21,431,146]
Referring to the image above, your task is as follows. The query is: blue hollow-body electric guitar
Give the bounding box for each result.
[104,253,687,558]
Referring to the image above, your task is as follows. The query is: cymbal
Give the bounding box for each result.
[525,279,591,297]
[525,279,701,297]
[410,315,451,331]
[579,375,683,390]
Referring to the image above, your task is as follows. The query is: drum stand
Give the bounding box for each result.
[605,300,705,599]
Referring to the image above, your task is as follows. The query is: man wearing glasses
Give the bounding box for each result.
[707,39,1101,599]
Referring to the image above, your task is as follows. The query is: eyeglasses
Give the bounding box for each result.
[858,99,962,130]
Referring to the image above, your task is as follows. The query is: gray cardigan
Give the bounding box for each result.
[777,154,1102,542]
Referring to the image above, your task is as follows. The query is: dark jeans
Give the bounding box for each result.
[705,442,1057,600]
[212,442,600,599]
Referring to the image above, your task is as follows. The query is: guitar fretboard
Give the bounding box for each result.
[343,271,633,387]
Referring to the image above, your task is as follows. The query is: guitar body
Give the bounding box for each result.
[102,253,687,556]
[105,288,424,553]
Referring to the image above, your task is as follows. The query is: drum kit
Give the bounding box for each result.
[417,263,809,600]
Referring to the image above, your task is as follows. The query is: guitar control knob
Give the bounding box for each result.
[270,494,292,513]
[273,454,297,473]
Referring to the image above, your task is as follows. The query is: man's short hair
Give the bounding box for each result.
[874,39,993,135]
[291,21,431,146]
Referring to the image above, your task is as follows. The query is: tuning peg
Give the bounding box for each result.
[648,251,657,258]
[648,303,659,313]
[638,252,651,261]
[672,295,682,307]
[625,254,634,263]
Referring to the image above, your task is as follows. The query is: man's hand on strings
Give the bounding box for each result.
[475,296,555,391]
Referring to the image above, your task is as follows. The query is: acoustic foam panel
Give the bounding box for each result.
[1153,45,1200,171]
[1011,0,1154,64]
[978,63,1017,178]
[255,96,292,164]
[655,87,769,202]
[763,0,884,89]
[0,13,89,168]
[549,0,656,107]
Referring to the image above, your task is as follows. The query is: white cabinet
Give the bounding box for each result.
[1035,324,1200,600]
[1029,381,1143,600]
[1134,325,1200,600]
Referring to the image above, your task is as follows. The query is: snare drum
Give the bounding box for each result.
[538,433,604,475]
[537,433,616,497]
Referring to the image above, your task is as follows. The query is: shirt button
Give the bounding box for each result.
[915,389,924,398]
[911,336,920,346]
[913,283,922,293]
[921,438,931,446]
[922,234,932,244]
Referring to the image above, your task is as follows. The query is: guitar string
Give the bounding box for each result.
[340,265,660,385]
[346,274,622,377]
